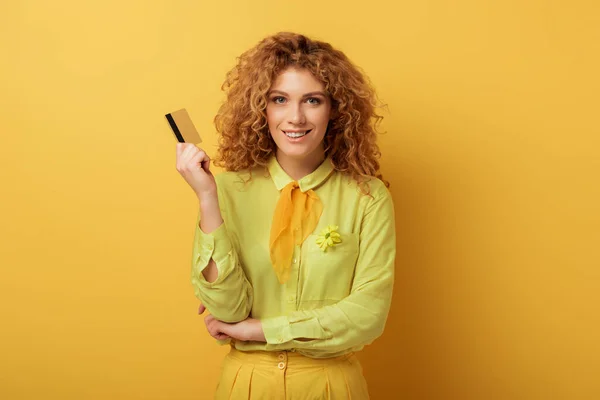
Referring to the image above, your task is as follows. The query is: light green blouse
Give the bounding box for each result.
[191,156,396,358]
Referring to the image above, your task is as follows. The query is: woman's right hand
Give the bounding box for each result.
[176,143,217,201]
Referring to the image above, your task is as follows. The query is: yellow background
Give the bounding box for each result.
[1,0,599,399]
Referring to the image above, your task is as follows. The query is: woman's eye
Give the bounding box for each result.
[272,96,286,104]
[306,98,321,105]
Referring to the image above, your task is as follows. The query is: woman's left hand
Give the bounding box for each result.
[199,304,266,342]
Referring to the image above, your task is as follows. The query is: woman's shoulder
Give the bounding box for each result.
[214,169,240,185]
[333,171,391,201]
[214,166,270,189]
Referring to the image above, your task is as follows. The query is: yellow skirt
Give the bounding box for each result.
[214,346,370,399]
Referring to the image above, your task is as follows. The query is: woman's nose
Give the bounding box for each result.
[288,105,306,125]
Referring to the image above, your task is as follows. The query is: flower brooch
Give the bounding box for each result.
[315,225,342,252]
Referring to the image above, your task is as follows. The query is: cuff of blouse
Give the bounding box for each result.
[261,316,293,345]
[195,222,233,277]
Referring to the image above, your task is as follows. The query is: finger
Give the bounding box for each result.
[180,144,199,165]
[177,144,195,171]
[207,324,218,337]
[214,333,230,340]
[181,148,205,172]
[189,151,210,173]
[176,143,184,158]
[212,320,230,335]
[205,319,218,336]
[208,329,229,340]
[217,322,235,338]
[206,317,224,338]
[204,318,214,333]
[202,156,213,176]
[198,304,206,315]
[208,320,225,338]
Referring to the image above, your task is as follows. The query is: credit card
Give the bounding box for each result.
[165,108,202,143]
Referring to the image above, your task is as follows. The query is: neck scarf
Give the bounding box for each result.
[269,181,323,283]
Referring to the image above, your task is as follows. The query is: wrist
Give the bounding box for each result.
[198,194,223,234]
[255,319,266,342]
[197,191,218,206]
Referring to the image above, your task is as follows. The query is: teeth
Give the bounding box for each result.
[284,130,309,138]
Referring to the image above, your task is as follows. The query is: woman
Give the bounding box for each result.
[176,32,396,399]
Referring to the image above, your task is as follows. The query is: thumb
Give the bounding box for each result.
[198,304,206,315]
[201,158,213,177]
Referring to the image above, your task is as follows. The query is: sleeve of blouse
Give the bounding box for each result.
[190,178,253,323]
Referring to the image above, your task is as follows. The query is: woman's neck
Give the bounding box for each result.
[276,150,325,181]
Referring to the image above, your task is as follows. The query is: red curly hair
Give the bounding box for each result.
[213,32,387,190]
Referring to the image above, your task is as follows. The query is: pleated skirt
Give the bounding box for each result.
[214,346,370,399]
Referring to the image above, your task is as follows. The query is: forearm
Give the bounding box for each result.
[192,198,253,322]
[260,283,393,352]
[192,247,254,322]
[199,194,224,232]
[198,196,223,283]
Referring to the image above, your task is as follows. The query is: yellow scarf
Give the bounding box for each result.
[269,181,323,284]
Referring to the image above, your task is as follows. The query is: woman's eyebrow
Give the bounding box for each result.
[268,90,288,96]
[302,91,327,97]
[268,90,327,97]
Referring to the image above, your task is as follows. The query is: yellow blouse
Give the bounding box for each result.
[191,156,396,358]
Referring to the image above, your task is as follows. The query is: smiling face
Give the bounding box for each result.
[266,67,332,170]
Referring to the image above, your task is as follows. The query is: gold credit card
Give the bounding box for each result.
[165,108,202,143]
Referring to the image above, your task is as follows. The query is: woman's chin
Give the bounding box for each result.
[277,145,325,163]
